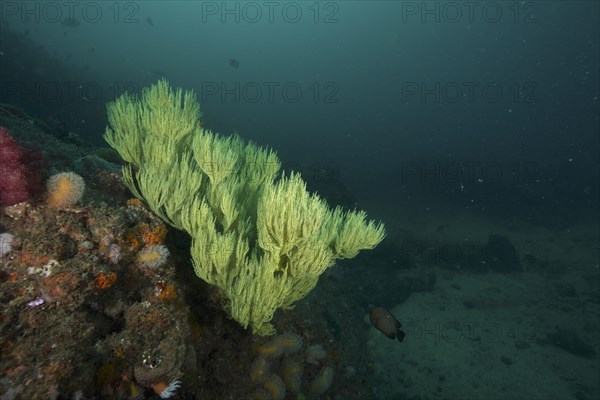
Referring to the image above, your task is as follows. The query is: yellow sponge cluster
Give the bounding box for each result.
[249,333,334,399]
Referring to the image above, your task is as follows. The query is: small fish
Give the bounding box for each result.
[146,17,154,26]
[369,306,405,342]
[228,58,239,68]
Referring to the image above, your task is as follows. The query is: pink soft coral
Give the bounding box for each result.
[0,126,45,206]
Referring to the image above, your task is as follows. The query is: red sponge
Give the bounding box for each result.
[0,126,45,206]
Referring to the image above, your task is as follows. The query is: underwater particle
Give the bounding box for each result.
[228,58,239,68]
[46,171,85,208]
[309,366,334,396]
[276,332,303,354]
[262,374,286,400]
[281,358,302,392]
[137,245,170,269]
[250,357,270,384]
[0,232,15,257]
[95,271,117,289]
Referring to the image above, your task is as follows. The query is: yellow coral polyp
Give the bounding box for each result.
[282,359,302,392]
[250,357,270,384]
[309,366,334,396]
[275,333,303,354]
[262,375,286,400]
[138,250,160,264]
[137,245,170,269]
[255,339,283,359]
[114,346,125,358]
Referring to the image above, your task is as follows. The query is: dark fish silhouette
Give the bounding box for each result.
[146,17,154,26]
[228,58,239,68]
[369,306,405,342]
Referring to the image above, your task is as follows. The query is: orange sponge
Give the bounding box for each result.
[47,172,85,208]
